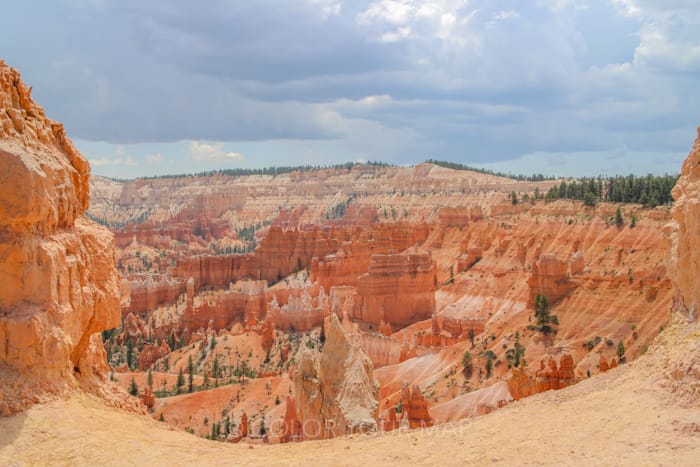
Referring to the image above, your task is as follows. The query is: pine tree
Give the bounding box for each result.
[188,355,194,393]
[505,332,526,368]
[129,377,139,397]
[319,319,326,348]
[617,340,626,362]
[528,294,559,337]
[147,369,153,389]
[615,207,624,226]
[177,368,185,394]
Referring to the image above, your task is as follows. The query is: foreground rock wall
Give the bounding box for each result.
[667,126,700,320]
[0,61,121,414]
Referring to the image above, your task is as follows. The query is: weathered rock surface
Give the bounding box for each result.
[294,314,380,439]
[354,253,436,327]
[667,126,700,321]
[0,61,121,414]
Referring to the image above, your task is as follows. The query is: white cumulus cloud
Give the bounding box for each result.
[190,141,244,162]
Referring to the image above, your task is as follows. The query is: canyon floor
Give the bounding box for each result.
[2,316,698,466]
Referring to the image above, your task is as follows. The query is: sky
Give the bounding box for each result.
[1,0,699,179]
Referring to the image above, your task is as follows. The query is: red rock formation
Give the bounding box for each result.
[280,396,302,443]
[534,354,576,392]
[354,253,436,327]
[240,411,249,438]
[528,253,577,306]
[140,387,155,410]
[400,383,434,428]
[379,321,392,337]
[124,276,186,317]
[457,246,483,272]
[0,61,121,415]
[181,280,267,332]
[507,368,536,401]
[123,312,147,343]
[138,341,172,370]
[261,319,275,350]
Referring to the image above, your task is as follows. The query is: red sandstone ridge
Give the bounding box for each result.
[0,61,121,415]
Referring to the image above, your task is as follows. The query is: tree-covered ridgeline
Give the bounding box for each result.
[544,174,679,207]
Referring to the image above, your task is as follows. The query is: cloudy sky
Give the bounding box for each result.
[2,0,699,178]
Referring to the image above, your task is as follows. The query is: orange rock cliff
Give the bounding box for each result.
[0,61,121,415]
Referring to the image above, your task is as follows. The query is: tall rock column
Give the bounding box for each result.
[293,313,380,439]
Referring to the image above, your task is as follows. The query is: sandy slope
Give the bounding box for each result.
[1,318,698,466]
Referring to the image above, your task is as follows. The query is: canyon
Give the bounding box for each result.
[87,138,676,439]
[1,60,698,465]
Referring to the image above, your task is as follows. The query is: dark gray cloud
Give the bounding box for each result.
[1,0,698,176]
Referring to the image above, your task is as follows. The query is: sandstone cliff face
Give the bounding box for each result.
[0,61,121,414]
[667,126,700,320]
[293,314,380,439]
[354,253,436,327]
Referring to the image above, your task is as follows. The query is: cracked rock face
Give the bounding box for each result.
[293,313,380,439]
[0,60,120,415]
[667,127,700,321]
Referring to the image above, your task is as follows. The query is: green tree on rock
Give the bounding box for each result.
[505,332,526,368]
[616,207,624,226]
[176,368,185,394]
[528,294,559,339]
[480,350,497,378]
[129,377,139,397]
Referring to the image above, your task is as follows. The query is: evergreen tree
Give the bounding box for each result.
[319,319,326,347]
[177,368,185,394]
[480,350,497,378]
[617,340,626,362]
[505,332,526,368]
[129,377,139,397]
[616,207,624,226]
[126,339,135,370]
[528,294,559,337]
[147,369,153,389]
[188,356,194,393]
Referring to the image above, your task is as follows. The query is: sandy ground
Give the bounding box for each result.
[1,319,698,466]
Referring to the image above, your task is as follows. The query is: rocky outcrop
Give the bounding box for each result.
[0,61,121,414]
[534,354,576,393]
[399,383,434,429]
[293,314,380,440]
[507,354,576,400]
[528,254,577,306]
[354,253,436,327]
[138,341,172,370]
[507,368,536,401]
[280,396,302,443]
[124,276,186,317]
[667,126,700,321]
